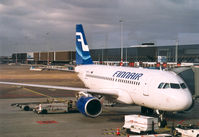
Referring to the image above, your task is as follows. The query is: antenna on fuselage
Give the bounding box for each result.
[160,66,163,71]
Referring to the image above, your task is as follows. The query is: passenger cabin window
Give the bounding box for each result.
[158,83,164,89]
[180,83,187,89]
[170,83,180,89]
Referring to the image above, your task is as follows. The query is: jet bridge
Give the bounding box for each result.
[192,66,199,98]
[172,66,199,98]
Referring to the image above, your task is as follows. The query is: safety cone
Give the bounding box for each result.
[116,128,120,136]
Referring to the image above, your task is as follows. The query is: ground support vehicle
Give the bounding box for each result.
[175,125,199,137]
[123,115,159,134]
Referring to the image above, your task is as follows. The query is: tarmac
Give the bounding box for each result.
[0,65,199,137]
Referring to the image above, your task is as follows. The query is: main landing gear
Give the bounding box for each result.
[141,106,167,128]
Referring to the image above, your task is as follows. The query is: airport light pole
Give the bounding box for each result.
[47,52,49,65]
[14,47,18,64]
[102,33,108,64]
[16,53,18,64]
[101,48,103,63]
[126,47,128,65]
[70,51,73,64]
[120,19,123,65]
[175,38,179,64]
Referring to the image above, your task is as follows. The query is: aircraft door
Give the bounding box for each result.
[113,77,119,89]
[143,76,154,96]
[143,82,149,96]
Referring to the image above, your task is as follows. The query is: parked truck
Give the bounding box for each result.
[123,115,158,134]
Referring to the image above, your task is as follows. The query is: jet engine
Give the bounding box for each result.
[76,96,102,117]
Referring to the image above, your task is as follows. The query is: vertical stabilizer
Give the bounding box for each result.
[76,24,93,65]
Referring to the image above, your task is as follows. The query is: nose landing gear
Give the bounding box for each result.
[141,106,167,128]
[156,110,167,128]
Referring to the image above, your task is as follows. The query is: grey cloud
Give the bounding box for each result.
[0,0,199,56]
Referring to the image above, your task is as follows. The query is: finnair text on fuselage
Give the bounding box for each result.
[113,71,143,80]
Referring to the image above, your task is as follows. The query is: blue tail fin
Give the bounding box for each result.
[76,24,93,65]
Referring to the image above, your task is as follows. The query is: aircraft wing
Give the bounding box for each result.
[0,81,118,97]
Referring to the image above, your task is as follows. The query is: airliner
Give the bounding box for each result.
[0,24,194,127]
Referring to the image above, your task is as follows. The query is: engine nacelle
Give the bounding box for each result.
[77,96,102,117]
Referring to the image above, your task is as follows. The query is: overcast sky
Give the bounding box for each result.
[0,0,199,56]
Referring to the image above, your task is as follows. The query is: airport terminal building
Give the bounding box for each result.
[10,44,199,64]
[90,44,199,63]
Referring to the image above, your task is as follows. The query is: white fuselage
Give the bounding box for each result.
[75,65,193,112]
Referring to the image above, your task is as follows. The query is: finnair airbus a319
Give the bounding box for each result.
[0,24,194,127]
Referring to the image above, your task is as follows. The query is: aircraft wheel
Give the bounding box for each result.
[41,109,48,114]
[23,106,30,111]
[158,119,167,128]
[126,129,131,134]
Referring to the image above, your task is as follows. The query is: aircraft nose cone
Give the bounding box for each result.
[183,96,192,110]
[178,91,193,111]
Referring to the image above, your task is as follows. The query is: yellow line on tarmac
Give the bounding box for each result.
[22,87,66,102]
[23,87,53,98]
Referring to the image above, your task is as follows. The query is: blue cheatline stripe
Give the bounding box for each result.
[76,46,91,61]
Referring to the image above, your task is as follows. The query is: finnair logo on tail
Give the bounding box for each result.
[76,32,89,51]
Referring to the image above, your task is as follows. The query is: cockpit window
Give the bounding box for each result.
[163,83,170,89]
[159,82,187,89]
[170,83,180,89]
[158,83,164,89]
[180,83,187,89]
